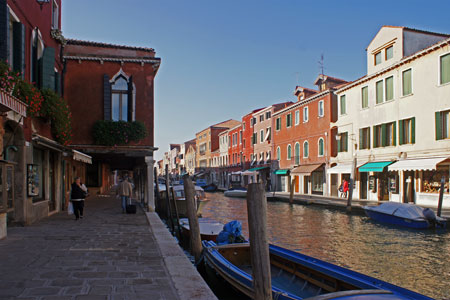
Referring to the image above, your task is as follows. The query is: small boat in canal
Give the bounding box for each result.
[179,218,223,242]
[158,184,209,217]
[203,183,218,192]
[363,202,447,229]
[224,187,247,198]
[202,241,433,300]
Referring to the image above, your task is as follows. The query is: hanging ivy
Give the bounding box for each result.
[93,120,147,146]
[40,89,72,146]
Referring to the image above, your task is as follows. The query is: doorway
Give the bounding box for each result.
[403,171,415,203]
[303,176,309,194]
[295,176,299,193]
[360,172,368,199]
[330,174,338,197]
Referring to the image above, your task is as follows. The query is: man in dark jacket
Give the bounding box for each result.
[71,177,88,220]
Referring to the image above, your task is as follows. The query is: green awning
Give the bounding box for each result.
[247,166,269,172]
[274,169,289,175]
[358,161,394,172]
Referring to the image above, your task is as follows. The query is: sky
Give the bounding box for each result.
[62,0,450,161]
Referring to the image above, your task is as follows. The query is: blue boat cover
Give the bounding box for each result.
[366,202,426,220]
[217,220,243,245]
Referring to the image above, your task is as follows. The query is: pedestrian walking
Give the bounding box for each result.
[71,177,88,220]
[342,179,349,198]
[117,176,133,213]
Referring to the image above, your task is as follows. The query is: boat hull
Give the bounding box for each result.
[202,241,433,300]
[223,190,247,198]
[364,209,431,229]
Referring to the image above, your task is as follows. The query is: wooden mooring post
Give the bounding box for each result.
[182,174,202,262]
[437,176,445,217]
[165,165,175,234]
[246,183,272,300]
[289,176,295,205]
[171,188,183,244]
[154,167,161,215]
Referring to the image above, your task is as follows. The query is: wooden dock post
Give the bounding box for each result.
[437,176,445,217]
[154,167,161,214]
[247,183,272,300]
[289,176,295,205]
[346,156,357,213]
[165,166,175,234]
[182,174,202,262]
[171,188,183,244]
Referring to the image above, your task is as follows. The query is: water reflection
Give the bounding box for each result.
[202,193,450,299]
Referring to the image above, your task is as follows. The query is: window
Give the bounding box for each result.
[385,122,395,146]
[318,100,324,117]
[276,147,281,161]
[266,111,271,119]
[375,51,382,65]
[440,53,450,85]
[239,131,242,144]
[376,80,383,104]
[286,113,292,127]
[294,143,300,165]
[338,132,348,152]
[385,46,393,60]
[318,138,324,156]
[295,110,300,125]
[359,127,370,150]
[340,95,346,115]
[251,117,256,126]
[287,145,292,160]
[260,115,264,122]
[399,118,415,144]
[252,133,257,145]
[374,125,382,148]
[32,148,45,202]
[385,76,394,101]
[112,77,129,121]
[265,127,271,142]
[52,0,59,29]
[303,106,309,122]
[361,86,368,108]
[303,141,309,158]
[199,143,206,155]
[276,117,281,131]
[402,69,412,96]
[436,110,450,140]
[260,129,264,143]
[243,123,245,130]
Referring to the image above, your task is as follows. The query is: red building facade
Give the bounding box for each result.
[272,75,346,195]
[228,123,243,171]
[241,109,262,169]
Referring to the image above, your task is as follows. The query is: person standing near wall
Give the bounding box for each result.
[71,177,88,220]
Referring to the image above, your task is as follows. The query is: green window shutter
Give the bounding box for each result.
[127,75,133,121]
[361,87,368,108]
[435,112,442,140]
[0,1,8,62]
[337,138,341,153]
[13,22,25,76]
[103,74,112,120]
[376,80,383,104]
[411,117,415,144]
[385,76,393,101]
[359,128,363,149]
[393,122,397,146]
[373,126,377,148]
[381,123,387,147]
[344,133,348,152]
[55,72,61,95]
[440,54,450,85]
[368,127,371,149]
[40,47,55,90]
[402,69,412,96]
[399,120,404,145]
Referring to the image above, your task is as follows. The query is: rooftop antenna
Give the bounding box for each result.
[318,54,325,76]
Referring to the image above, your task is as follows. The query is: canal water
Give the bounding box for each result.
[201,192,450,299]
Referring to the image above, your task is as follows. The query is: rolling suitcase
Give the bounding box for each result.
[126,198,136,214]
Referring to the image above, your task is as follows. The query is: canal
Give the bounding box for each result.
[201,192,450,299]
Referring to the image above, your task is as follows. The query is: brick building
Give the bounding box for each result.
[272,75,347,194]
[63,39,161,209]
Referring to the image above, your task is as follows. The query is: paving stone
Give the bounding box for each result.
[88,285,112,295]
[108,271,139,278]
[73,272,108,279]
[75,295,108,300]
[50,279,84,286]
[22,287,61,296]
[64,286,86,295]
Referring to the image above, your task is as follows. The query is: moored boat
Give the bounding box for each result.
[202,241,433,300]
[158,184,209,217]
[223,187,247,198]
[179,218,223,242]
[363,202,447,229]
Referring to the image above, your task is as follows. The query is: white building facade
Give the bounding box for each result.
[330,26,450,208]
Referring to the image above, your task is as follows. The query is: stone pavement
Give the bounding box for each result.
[0,193,215,300]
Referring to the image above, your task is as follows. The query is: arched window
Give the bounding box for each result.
[112,76,129,121]
[303,141,309,158]
[276,147,281,161]
[318,138,324,157]
[294,143,300,165]
[287,144,292,160]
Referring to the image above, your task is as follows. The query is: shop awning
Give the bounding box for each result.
[387,157,450,172]
[274,169,289,175]
[291,163,324,175]
[327,161,368,174]
[0,89,27,117]
[359,161,394,172]
[248,166,269,172]
[73,150,92,164]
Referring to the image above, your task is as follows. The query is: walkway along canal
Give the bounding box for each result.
[201,192,450,299]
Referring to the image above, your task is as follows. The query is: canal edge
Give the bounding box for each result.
[144,211,219,300]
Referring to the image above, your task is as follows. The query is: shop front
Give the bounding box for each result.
[273,169,289,192]
[291,163,324,195]
[358,161,395,201]
[388,157,450,208]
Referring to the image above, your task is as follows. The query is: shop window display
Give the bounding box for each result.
[422,170,450,193]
